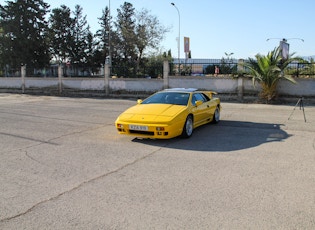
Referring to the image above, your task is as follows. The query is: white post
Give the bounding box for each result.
[21,65,26,93]
[58,65,63,95]
[163,60,169,89]
[104,64,110,96]
[237,59,245,73]
[237,59,245,101]
[237,77,244,101]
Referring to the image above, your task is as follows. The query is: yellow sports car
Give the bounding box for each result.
[115,88,221,139]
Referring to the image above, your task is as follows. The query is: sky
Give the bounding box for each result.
[1,0,315,59]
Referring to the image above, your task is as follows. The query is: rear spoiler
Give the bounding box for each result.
[205,91,217,99]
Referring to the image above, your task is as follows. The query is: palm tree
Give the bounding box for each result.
[244,47,297,102]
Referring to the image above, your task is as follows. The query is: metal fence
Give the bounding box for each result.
[0,67,21,77]
[171,59,315,77]
[286,62,315,77]
[0,65,103,78]
[1,59,315,78]
[170,58,239,76]
[111,64,163,78]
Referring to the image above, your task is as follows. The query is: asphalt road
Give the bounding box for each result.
[0,94,315,229]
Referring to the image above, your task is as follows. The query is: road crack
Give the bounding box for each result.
[0,124,110,155]
[0,145,163,223]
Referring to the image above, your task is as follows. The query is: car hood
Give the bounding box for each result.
[117,104,186,123]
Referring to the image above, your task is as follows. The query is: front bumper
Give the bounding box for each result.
[115,121,183,139]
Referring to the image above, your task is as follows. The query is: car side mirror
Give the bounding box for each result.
[137,99,143,104]
[195,100,203,107]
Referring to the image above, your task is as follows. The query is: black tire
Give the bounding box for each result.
[181,115,193,138]
[212,106,220,124]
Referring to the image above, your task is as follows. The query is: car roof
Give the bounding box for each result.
[163,88,198,93]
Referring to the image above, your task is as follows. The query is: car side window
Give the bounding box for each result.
[192,93,206,105]
[201,93,210,102]
[191,95,197,105]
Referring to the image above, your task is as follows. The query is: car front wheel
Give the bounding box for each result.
[181,115,193,138]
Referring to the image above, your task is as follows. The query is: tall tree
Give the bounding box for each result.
[48,5,74,63]
[95,6,111,66]
[85,30,94,67]
[0,0,50,68]
[71,5,90,65]
[0,26,5,68]
[115,2,136,62]
[135,8,169,72]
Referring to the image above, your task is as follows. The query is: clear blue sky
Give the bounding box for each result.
[2,0,314,59]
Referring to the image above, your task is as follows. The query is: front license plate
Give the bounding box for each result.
[129,125,148,131]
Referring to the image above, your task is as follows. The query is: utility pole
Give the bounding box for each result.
[171,3,180,75]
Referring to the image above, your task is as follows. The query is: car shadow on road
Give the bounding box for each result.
[132,120,291,152]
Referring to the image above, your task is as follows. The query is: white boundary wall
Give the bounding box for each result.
[1,63,315,99]
[1,76,314,97]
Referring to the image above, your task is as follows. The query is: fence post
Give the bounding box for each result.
[104,64,110,96]
[237,59,244,73]
[163,60,169,89]
[237,77,244,101]
[297,63,299,78]
[21,64,26,93]
[236,59,245,101]
[58,65,63,95]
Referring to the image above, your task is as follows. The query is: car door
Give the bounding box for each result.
[203,94,217,120]
[191,93,209,125]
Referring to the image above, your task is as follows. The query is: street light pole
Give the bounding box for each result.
[108,0,111,67]
[171,2,180,75]
[266,38,304,60]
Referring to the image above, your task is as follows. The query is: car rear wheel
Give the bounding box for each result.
[212,106,220,124]
[181,115,193,138]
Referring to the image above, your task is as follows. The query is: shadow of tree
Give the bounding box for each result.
[132,120,291,152]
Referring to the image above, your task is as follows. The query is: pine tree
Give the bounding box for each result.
[95,6,111,65]
[115,2,136,61]
[71,5,90,65]
[48,5,74,64]
[0,0,50,68]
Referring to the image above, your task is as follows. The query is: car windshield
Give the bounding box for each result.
[141,92,190,106]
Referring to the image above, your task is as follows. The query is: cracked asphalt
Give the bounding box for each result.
[0,93,315,229]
